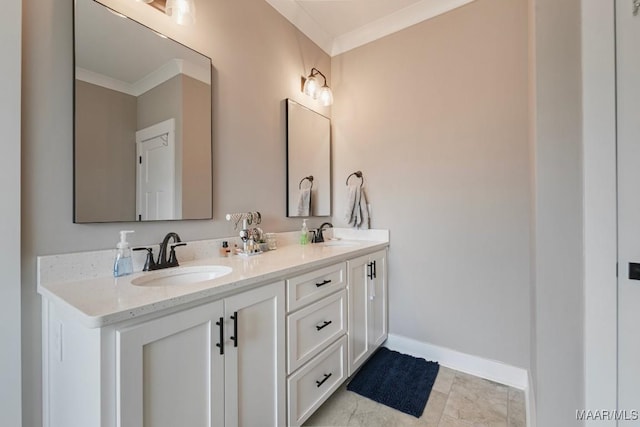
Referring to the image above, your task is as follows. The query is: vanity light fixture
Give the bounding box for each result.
[302,68,333,107]
[138,0,196,26]
[165,0,196,25]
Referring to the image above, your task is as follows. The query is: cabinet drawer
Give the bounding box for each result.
[287,335,347,427]
[286,262,346,312]
[287,289,347,374]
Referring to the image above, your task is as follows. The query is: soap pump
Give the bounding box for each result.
[300,219,309,245]
[114,230,135,277]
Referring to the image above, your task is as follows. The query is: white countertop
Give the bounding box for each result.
[38,232,388,328]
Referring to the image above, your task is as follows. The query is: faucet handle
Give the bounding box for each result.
[168,243,187,267]
[133,247,156,271]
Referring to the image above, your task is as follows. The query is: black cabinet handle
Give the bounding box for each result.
[373,260,377,279]
[230,312,238,347]
[316,320,332,331]
[215,317,224,355]
[316,373,332,388]
[367,262,373,280]
[315,279,332,288]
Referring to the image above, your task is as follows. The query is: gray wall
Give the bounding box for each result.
[1,0,22,425]
[21,0,330,424]
[181,75,213,219]
[533,0,584,424]
[331,0,531,369]
[75,80,137,222]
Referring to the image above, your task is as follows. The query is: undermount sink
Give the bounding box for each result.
[131,265,233,287]
[322,240,359,247]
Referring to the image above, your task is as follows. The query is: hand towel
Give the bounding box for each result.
[358,188,370,229]
[297,188,311,216]
[344,184,370,229]
[344,184,359,226]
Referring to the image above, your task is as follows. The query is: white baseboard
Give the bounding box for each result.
[384,333,535,427]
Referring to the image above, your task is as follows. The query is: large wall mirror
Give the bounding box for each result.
[286,99,331,217]
[74,0,213,223]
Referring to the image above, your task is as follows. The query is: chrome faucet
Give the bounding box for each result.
[134,232,187,271]
[312,222,333,243]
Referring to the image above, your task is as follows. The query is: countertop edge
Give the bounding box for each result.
[39,241,389,329]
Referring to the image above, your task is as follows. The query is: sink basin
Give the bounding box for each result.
[131,265,233,287]
[322,240,359,247]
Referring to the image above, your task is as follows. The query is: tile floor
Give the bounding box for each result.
[304,366,526,427]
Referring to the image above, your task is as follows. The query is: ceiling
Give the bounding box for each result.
[264,0,476,56]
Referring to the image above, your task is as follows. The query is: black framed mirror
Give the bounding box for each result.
[286,99,331,217]
[74,0,213,223]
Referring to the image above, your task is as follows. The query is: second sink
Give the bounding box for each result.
[131,265,232,287]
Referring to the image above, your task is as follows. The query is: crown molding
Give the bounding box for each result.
[263,0,334,55]
[76,59,211,97]
[75,67,136,95]
[264,0,476,57]
[331,0,475,56]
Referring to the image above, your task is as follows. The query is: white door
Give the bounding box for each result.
[116,300,225,427]
[617,0,640,420]
[136,119,176,221]
[223,282,285,427]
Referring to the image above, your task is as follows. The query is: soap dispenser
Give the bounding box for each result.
[300,219,309,245]
[114,230,135,277]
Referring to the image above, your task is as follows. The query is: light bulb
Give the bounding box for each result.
[319,86,333,106]
[166,0,196,26]
[303,75,319,99]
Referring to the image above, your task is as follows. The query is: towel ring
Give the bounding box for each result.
[299,175,314,190]
[346,171,364,187]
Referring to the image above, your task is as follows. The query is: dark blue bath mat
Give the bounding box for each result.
[347,347,439,417]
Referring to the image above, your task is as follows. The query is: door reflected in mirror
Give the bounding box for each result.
[74,0,213,223]
[286,99,331,217]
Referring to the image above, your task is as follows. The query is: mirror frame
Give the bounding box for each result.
[73,0,214,223]
[285,98,331,218]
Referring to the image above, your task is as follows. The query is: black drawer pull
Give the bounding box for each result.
[316,320,332,331]
[316,373,332,388]
[315,279,332,287]
[215,317,224,355]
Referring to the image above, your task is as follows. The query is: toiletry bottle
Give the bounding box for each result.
[220,241,229,257]
[300,219,309,245]
[114,230,135,277]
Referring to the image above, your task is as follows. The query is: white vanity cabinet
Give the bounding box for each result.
[40,234,390,427]
[347,249,388,376]
[117,299,226,427]
[43,281,285,427]
[286,262,349,427]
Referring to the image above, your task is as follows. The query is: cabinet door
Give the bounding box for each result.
[117,300,225,427]
[368,250,388,349]
[223,281,285,427]
[347,254,370,376]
